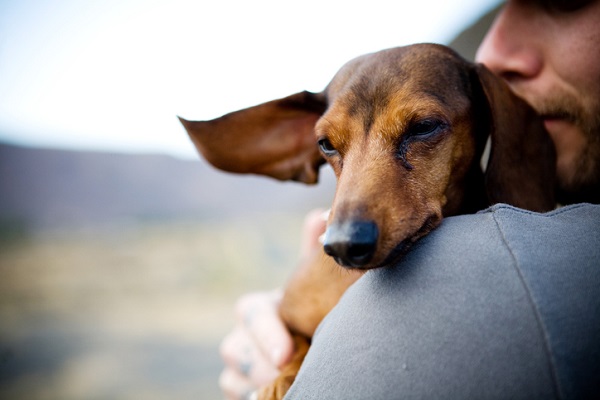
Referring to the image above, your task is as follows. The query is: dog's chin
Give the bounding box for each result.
[369,214,442,270]
[377,239,415,268]
[334,239,413,270]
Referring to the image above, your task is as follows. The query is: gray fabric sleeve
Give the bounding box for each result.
[284,203,600,400]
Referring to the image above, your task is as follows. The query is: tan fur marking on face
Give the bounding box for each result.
[322,75,478,267]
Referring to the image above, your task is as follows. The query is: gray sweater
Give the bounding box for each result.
[286,203,600,399]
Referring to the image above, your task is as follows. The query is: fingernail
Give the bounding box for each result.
[318,232,326,244]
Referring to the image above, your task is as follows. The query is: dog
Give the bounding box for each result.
[179,43,556,399]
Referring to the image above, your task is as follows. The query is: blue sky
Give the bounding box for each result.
[0,0,500,159]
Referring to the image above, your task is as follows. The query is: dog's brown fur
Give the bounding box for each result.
[180,44,556,399]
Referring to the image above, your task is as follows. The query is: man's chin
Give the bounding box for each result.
[544,116,600,204]
[556,163,600,204]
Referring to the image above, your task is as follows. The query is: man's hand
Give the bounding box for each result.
[219,209,328,399]
[219,289,295,400]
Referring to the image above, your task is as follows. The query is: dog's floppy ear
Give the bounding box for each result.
[179,91,327,184]
[473,64,556,211]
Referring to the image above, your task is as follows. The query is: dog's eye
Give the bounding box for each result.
[408,119,445,138]
[318,138,337,156]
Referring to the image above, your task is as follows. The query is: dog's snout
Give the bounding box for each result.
[323,220,379,268]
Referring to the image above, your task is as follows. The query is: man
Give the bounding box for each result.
[219,0,600,398]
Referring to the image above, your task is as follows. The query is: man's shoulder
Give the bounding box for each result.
[418,202,600,268]
[396,203,600,399]
[476,201,600,227]
[448,202,600,230]
[288,204,600,399]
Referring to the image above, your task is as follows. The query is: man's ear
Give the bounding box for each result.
[473,64,556,211]
[179,91,327,184]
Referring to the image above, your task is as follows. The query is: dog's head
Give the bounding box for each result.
[180,44,555,269]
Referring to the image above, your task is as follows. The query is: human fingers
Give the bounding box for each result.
[300,208,329,258]
[234,289,295,369]
[219,367,257,400]
[220,326,280,386]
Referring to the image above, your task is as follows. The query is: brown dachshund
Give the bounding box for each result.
[179,43,556,399]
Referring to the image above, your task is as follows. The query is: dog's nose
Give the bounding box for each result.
[323,220,379,268]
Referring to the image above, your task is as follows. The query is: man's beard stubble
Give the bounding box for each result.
[535,92,600,204]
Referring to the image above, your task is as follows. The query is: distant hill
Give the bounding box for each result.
[0,143,336,231]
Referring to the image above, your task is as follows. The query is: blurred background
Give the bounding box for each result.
[0,1,500,398]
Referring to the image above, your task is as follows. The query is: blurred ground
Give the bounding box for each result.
[0,214,305,399]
